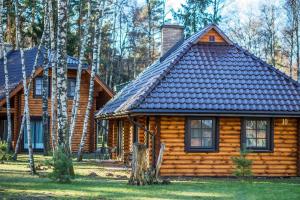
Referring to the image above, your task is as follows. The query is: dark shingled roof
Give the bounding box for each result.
[0,47,83,101]
[96,25,300,117]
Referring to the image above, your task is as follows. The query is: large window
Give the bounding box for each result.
[67,78,76,98]
[242,118,273,152]
[24,118,44,150]
[185,117,218,152]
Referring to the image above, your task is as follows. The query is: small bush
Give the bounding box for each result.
[49,145,74,183]
[231,150,253,177]
[0,141,8,163]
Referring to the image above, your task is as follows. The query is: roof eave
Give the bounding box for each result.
[128,109,300,118]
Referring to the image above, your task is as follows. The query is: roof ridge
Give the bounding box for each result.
[234,43,300,88]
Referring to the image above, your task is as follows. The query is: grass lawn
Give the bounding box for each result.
[0,155,300,199]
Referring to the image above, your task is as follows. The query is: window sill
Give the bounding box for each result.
[244,149,273,153]
[185,148,218,153]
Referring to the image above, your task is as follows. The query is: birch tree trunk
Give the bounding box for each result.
[13,9,48,160]
[49,0,57,151]
[0,0,12,152]
[15,0,36,175]
[69,0,92,152]
[42,4,50,155]
[77,0,103,161]
[56,0,74,176]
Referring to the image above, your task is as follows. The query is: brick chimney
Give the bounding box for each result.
[161,24,184,56]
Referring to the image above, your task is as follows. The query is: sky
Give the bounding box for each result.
[138,0,281,23]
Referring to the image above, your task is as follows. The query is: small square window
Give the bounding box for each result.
[185,117,218,152]
[209,35,215,42]
[242,118,273,152]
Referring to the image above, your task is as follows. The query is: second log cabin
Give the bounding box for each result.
[96,24,300,177]
[0,47,113,152]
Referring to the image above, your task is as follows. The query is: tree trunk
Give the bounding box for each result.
[0,0,12,152]
[15,0,36,175]
[77,0,102,161]
[48,0,57,152]
[41,1,50,156]
[12,6,48,160]
[56,0,74,176]
[69,0,92,152]
[128,143,148,185]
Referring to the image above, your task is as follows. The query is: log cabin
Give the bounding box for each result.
[0,46,113,152]
[96,24,300,177]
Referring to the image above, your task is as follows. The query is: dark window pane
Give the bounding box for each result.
[191,138,201,147]
[246,129,256,138]
[202,138,212,147]
[191,120,201,128]
[257,139,266,147]
[246,120,256,129]
[35,78,43,96]
[246,139,256,147]
[202,129,212,138]
[257,130,266,139]
[191,128,201,138]
[257,120,267,130]
[202,120,212,129]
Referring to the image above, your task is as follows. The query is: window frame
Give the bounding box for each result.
[185,117,219,152]
[33,76,51,98]
[241,118,273,152]
[209,35,215,42]
[33,77,43,98]
[67,78,77,98]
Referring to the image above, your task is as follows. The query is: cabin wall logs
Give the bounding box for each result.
[108,116,299,176]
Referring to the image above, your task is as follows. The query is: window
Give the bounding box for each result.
[34,77,43,97]
[209,35,215,42]
[0,119,8,141]
[67,78,76,97]
[34,77,51,98]
[24,118,44,150]
[241,118,273,152]
[185,117,218,152]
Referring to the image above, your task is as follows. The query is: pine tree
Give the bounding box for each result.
[172,0,212,36]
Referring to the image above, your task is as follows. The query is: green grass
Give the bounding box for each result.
[0,155,300,199]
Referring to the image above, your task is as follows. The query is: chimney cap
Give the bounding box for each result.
[161,24,184,30]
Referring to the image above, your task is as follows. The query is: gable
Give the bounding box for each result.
[198,28,226,43]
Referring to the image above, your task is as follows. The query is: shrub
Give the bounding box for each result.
[231,150,253,177]
[0,141,8,163]
[49,145,74,183]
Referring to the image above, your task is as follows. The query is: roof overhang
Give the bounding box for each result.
[96,109,300,119]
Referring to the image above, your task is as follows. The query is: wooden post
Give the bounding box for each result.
[155,143,165,180]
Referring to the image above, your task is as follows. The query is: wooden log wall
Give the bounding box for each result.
[13,69,105,152]
[198,28,226,43]
[159,117,298,177]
